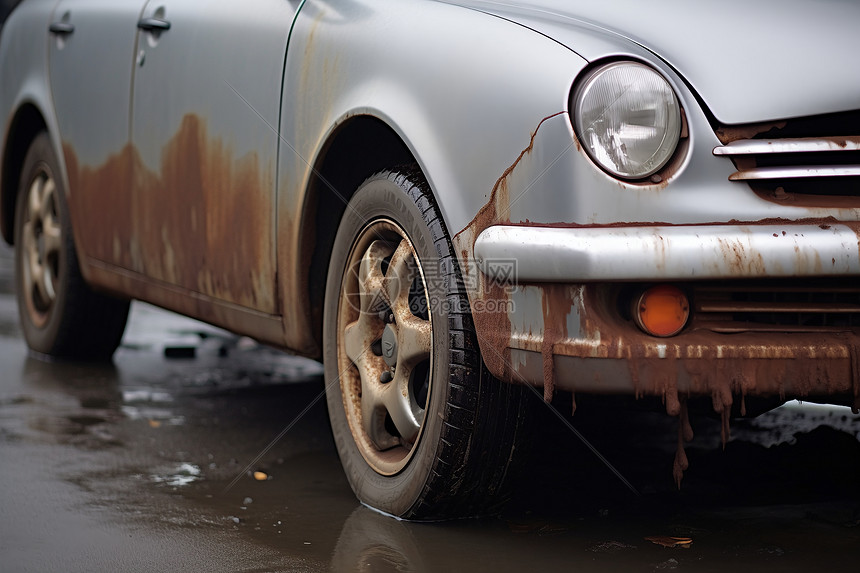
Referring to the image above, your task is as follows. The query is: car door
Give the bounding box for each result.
[48,0,148,270]
[130,0,297,314]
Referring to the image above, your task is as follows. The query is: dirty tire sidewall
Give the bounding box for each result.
[324,171,458,518]
[14,134,73,356]
[13,132,129,360]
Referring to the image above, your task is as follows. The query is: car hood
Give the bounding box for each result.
[448,0,860,125]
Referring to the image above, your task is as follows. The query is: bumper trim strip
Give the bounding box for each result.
[473,224,860,282]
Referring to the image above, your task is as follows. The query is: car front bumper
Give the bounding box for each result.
[468,223,860,411]
[474,223,860,282]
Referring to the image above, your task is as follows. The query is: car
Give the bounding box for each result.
[1,0,859,520]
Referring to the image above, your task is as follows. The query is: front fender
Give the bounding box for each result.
[0,0,65,244]
[280,0,586,242]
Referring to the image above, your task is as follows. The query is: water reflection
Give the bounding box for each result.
[332,507,425,572]
[19,356,124,447]
[22,355,122,393]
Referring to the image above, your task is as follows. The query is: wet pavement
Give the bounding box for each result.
[0,241,859,572]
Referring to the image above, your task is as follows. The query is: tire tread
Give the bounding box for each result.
[387,165,532,519]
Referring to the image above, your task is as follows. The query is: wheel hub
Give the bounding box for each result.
[337,219,433,476]
[21,169,61,325]
[381,323,398,367]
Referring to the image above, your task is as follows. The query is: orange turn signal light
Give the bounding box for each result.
[633,285,689,337]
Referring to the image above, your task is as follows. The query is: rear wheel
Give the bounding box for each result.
[323,167,532,520]
[14,133,129,360]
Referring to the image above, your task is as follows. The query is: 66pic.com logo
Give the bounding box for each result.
[341,251,518,320]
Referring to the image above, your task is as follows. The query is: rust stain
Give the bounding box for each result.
[452,112,566,382]
[64,113,275,313]
[476,279,514,383]
[473,215,851,232]
[63,142,135,270]
[714,120,788,144]
[552,283,860,415]
[470,111,567,230]
[751,185,860,209]
[672,398,694,488]
[449,110,860,484]
[540,284,574,404]
[844,332,860,413]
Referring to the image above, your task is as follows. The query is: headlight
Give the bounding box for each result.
[572,61,681,180]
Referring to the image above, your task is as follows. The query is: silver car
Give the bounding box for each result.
[1,0,858,519]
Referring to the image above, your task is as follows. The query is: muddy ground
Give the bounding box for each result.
[0,240,858,572]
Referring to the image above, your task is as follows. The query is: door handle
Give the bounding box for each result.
[49,22,75,35]
[137,17,171,31]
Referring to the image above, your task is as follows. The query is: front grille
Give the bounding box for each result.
[713,111,860,200]
[692,280,860,333]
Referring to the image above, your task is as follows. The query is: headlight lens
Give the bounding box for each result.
[573,61,681,180]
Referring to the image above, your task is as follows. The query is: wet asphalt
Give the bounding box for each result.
[0,240,859,572]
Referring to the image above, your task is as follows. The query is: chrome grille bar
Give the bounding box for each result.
[692,280,860,333]
[704,323,854,334]
[714,137,860,156]
[714,114,860,198]
[728,165,860,181]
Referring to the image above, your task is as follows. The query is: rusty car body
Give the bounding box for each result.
[1,0,859,518]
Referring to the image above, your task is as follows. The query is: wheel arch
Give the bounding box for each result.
[300,114,417,351]
[1,102,48,245]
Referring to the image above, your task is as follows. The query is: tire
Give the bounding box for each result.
[323,166,532,520]
[14,132,129,360]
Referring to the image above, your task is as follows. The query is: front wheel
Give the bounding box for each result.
[323,167,531,520]
[14,133,129,360]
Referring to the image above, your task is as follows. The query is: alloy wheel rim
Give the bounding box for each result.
[337,219,433,476]
[21,167,61,328]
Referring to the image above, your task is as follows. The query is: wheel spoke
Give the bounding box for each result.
[343,319,385,443]
[343,320,366,365]
[384,240,416,316]
[39,178,56,221]
[359,240,393,315]
[23,224,40,280]
[361,380,400,451]
[30,253,50,304]
[396,314,431,367]
[28,177,43,220]
[21,221,39,291]
[41,263,56,302]
[382,367,421,444]
[345,319,399,451]
[25,226,51,304]
[41,213,62,260]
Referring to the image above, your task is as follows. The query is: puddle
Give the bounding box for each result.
[68,414,108,427]
[79,397,113,410]
[120,405,184,425]
[152,462,202,487]
[122,389,174,403]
